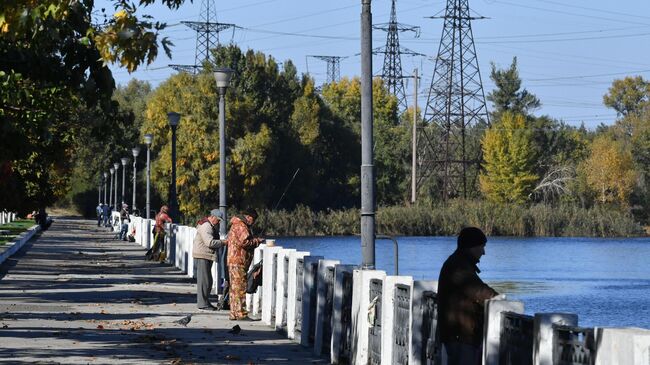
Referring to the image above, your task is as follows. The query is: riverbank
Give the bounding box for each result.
[255,201,645,237]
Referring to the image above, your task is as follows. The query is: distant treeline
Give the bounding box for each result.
[253,201,644,238]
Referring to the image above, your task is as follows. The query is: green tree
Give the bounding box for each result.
[487,57,540,119]
[603,76,650,117]
[479,112,539,203]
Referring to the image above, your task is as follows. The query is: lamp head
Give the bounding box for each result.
[113,162,120,170]
[132,147,141,157]
[121,157,129,166]
[143,134,153,146]
[213,68,234,88]
[104,172,108,178]
[167,112,181,127]
[110,168,114,174]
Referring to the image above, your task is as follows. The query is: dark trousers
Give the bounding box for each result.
[443,342,482,365]
[195,258,214,309]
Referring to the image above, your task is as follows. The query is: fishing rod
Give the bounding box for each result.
[273,168,300,210]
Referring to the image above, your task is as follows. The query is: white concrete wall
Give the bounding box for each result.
[381,275,414,365]
[594,327,650,365]
[313,259,341,356]
[300,255,324,346]
[330,264,356,364]
[409,280,438,365]
[0,224,40,265]
[533,313,578,365]
[262,245,283,325]
[286,250,310,340]
[483,299,525,365]
[351,269,386,365]
[275,248,297,332]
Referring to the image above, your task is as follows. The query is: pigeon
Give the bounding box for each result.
[228,325,241,335]
[173,314,192,327]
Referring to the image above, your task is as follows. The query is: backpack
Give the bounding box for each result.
[246,260,263,294]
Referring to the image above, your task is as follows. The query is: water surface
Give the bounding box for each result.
[277,236,650,329]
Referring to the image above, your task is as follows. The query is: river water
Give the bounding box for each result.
[276,236,650,329]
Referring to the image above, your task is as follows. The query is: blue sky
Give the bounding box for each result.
[97,0,650,128]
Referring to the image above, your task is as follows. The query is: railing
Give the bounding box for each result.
[553,325,596,365]
[393,284,411,365]
[368,278,383,365]
[308,261,319,344]
[499,311,534,365]
[421,290,440,365]
[321,266,335,354]
[339,271,353,363]
[295,258,304,333]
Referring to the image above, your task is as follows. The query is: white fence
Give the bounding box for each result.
[114,212,650,364]
[0,211,17,225]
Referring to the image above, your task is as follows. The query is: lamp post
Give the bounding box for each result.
[167,112,180,223]
[98,175,102,205]
[113,162,120,210]
[144,134,153,249]
[360,0,376,269]
[109,168,115,209]
[214,68,234,237]
[132,147,140,214]
[103,172,108,205]
[121,158,129,206]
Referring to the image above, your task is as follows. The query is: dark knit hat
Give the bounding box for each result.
[457,227,487,249]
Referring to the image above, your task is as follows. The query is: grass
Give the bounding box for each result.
[0,219,36,246]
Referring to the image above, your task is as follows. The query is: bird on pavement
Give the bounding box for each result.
[173,314,192,327]
[228,325,241,334]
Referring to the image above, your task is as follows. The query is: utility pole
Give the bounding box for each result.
[419,0,490,200]
[411,68,418,204]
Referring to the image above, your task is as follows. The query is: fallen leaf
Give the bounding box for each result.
[2,324,8,329]
[96,325,104,330]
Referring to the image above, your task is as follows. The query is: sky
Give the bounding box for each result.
[97,0,650,128]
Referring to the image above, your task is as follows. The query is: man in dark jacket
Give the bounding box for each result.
[437,227,498,365]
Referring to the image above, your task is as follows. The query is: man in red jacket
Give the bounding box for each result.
[226,209,264,320]
[437,227,498,365]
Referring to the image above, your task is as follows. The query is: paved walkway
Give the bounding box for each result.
[0,218,325,365]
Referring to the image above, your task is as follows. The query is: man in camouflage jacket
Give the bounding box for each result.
[226,209,264,320]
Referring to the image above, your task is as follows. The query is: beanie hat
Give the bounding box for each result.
[457,227,487,249]
[209,209,224,220]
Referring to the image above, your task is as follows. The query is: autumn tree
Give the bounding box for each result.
[479,112,538,203]
[581,135,637,205]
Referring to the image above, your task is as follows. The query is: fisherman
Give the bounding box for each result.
[193,209,226,310]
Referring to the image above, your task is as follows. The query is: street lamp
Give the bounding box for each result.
[113,162,120,210]
[144,134,153,249]
[121,157,129,206]
[98,175,102,205]
[132,147,140,214]
[103,172,108,205]
[109,167,115,209]
[214,68,233,237]
[167,112,181,223]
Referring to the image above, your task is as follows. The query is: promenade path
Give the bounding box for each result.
[0,218,326,364]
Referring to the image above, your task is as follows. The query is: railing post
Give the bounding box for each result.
[533,313,578,365]
[483,299,525,365]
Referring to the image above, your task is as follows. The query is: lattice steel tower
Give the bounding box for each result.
[373,0,421,112]
[418,0,490,200]
[307,55,345,84]
[169,0,238,73]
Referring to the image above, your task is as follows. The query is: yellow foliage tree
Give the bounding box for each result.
[479,112,538,203]
[581,135,637,205]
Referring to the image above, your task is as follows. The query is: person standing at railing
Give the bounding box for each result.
[96,203,103,227]
[226,209,264,321]
[145,205,172,261]
[102,204,110,227]
[192,209,226,310]
[437,227,498,365]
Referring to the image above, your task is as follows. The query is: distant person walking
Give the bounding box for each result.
[119,204,130,240]
[102,204,110,227]
[437,227,498,365]
[193,209,226,310]
[226,209,264,320]
[96,203,103,227]
[145,205,172,261]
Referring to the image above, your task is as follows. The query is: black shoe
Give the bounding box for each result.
[198,305,217,311]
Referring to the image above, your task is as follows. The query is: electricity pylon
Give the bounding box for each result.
[418,0,490,200]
